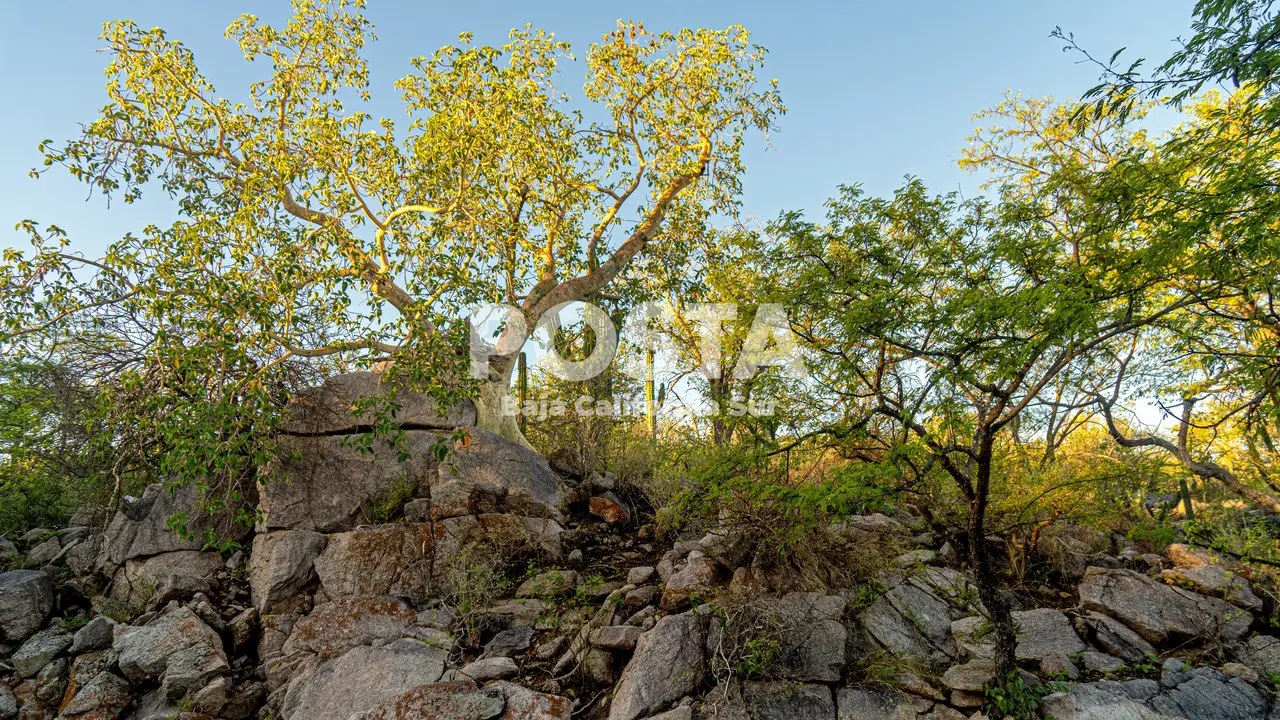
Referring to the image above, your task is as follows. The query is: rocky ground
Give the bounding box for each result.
[3,372,1280,720]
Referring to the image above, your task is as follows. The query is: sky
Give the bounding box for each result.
[0,0,1197,259]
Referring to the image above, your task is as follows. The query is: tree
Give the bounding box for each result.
[0,0,783,508]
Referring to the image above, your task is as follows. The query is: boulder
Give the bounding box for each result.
[589,493,630,525]
[58,670,131,719]
[258,431,442,533]
[282,595,421,659]
[1166,543,1227,571]
[281,640,448,720]
[608,613,706,720]
[432,428,565,521]
[457,656,519,682]
[590,625,644,651]
[99,483,245,568]
[1078,566,1252,646]
[250,530,328,613]
[27,537,61,566]
[1081,610,1156,663]
[766,593,846,683]
[12,628,71,677]
[740,682,835,720]
[1241,633,1280,675]
[835,687,932,720]
[0,683,14,720]
[1150,667,1268,720]
[282,371,475,435]
[70,616,117,654]
[482,627,536,659]
[1080,650,1126,674]
[660,554,729,611]
[110,550,224,608]
[1041,684,1164,720]
[485,681,573,719]
[430,514,564,588]
[516,570,581,598]
[1161,564,1263,610]
[859,572,963,664]
[349,680,503,720]
[114,605,229,702]
[313,524,434,601]
[547,447,588,479]
[0,570,53,642]
[951,608,1084,662]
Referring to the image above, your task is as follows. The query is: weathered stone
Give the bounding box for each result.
[313,524,433,601]
[1080,650,1125,674]
[27,537,61,566]
[32,657,67,704]
[608,613,706,720]
[99,483,245,568]
[58,671,131,719]
[12,629,71,678]
[0,570,53,643]
[516,570,581,598]
[432,428,565,521]
[281,640,448,720]
[1150,668,1268,720]
[1166,543,1227,570]
[431,514,564,588]
[1220,661,1259,684]
[192,676,232,716]
[350,680,503,720]
[403,498,432,522]
[660,554,729,611]
[584,647,614,685]
[282,371,476,435]
[627,566,656,586]
[70,616,116,655]
[1161,564,1263,610]
[835,687,932,720]
[259,431,441,533]
[1082,610,1156,663]
[590,625,644,650]
[482,626,535,659]
[942,661,994,692]
[458,656,519,682]
[859,575,958,664]
[110,550,224,608]
[740,682,835,720]
[282,595,419,659]
[114,605,229,702]
[1078,566,1252,646]
[548,447,588,479]
[250,530,327,613]
[589,493,630,525]
[1241,633,1280,675]
[229,607,258,650]
[223,681,268,720]
[951,608,1084,662]
[1040,652,1080,680]
[0,684,14,720]
[484,681,573,719]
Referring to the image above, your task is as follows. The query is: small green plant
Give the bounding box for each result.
[442,541,513,646]
[59,612,90,631]
[360,477,417,525]
[981,672,1056,720]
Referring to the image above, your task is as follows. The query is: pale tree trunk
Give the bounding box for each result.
[473,353,534,449]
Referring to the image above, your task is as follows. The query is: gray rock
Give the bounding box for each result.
[1083,610,1157,663]
[645,707,693,720]
[259,431,442,533]
[608,612,706,720]
[65,535,102,577]
[1149,668,1268,720]
[1079,566,1252,646]
[110,549,224,608]
[835,687,932,719]
[114,605,229,702]
[0,684,14,720]
[1241,633,1280,675]
[952,607,1084,662]
[0,570,53,642]
[33,656,68,703]
[282,595,419,659]
[458,656,519,682]
[699,531,752,569]
[1161,564,1263,610]
[283,371,475,434]
[100,483,245,568]
[1095,678,1160,701]
[516,569,581,598]
[482,626,535,659]
[313,523,434,601]
[769,592,847,683]
[250,530,328,613]
[12,628,72,677]
[1041,683,1165,720]
[941,661,994,692]
[628,566,656,585]
[27,537,61,566]
[403,498,432,522]
[660,554,729,611]
[1040,652,1080,680]
[860,575,958,663]
[18,528,50,544]
[281,639,448,720]
[432,427,565,521]
[484,681,573,719]
[58,670,131,718]
[591,625,644,650]
[741,681,836,720]
[1080,650,1126,673]
[350,680,505,720]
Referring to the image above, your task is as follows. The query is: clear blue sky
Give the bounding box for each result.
[0,1,1195,258]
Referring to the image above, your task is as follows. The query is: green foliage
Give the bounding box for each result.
[981,672,1058,720]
